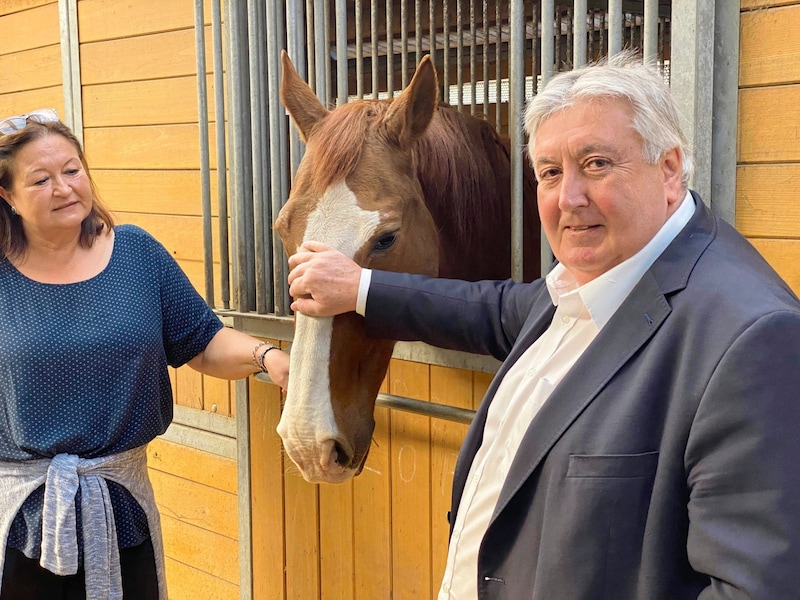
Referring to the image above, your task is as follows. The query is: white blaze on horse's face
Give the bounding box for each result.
[277,180,381,483]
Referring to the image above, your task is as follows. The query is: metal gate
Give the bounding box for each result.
[192,0,733,319]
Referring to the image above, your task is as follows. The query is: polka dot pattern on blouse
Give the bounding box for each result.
[0,224,223,557]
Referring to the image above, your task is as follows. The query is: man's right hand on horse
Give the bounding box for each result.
[288,241,362,317]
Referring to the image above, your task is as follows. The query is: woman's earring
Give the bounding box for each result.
[10,206,17,215]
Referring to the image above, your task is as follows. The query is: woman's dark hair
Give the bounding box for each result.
[0,120,115,259]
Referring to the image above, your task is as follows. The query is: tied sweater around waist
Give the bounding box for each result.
[0,445,166,599]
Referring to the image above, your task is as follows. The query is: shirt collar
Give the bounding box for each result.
[546,190,696,329]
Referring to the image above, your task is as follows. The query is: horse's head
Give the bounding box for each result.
[275,51,440,483]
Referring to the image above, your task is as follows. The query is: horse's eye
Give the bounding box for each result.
[373,233,397,252]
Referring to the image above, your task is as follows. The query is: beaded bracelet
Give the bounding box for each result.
[257,343,279,373]
[252,341,269,370]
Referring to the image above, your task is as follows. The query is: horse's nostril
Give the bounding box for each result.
[334,441,350,468]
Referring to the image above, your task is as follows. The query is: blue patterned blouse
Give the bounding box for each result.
[0,224,223,558]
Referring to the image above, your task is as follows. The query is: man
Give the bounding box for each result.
[287,54,800,599]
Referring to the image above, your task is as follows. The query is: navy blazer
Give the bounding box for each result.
[364,194,800,599]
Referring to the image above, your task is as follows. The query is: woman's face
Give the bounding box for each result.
[1,133,93,243]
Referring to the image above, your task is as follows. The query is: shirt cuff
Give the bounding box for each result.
[356,268,372,316]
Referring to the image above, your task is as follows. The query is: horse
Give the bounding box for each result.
[274,50,540,483]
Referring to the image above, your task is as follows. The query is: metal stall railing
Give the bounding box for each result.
[196,0,672,320]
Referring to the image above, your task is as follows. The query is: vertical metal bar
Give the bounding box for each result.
[247,0,269,314]
[539,0,554,274]
[225,0,254,312]
[509,0,525,282]
[386,0,394,96]
[234,374,253,600]
[442,0,450,103]
[286,0,307,180]
[711,1,740,223]
[540,1,554,89]
[573,0,587,67]
[356,0,364,98]
[469,0,476,114]
[194,0,215,305]
[643,0,658,63]
[267,0,289,315]
[495,0,502,132]
[372,0,379,98]
[428,0,435,70]
[415,0,422,71]
[211,0,230,309]
[608,0,622,56]
[456,0,463,109]
[314,0,327,102]
[58,0,83,145]
[336,0,349,105]
[324,0,332,102]
[482,0,489,114]
[306,0,316,93]
[401,0,408,88]
[671,0,716,204]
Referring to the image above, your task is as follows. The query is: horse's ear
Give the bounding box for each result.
[280,50,330,142]
[383,54,438,148]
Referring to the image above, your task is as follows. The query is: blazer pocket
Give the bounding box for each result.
[566,450,659,479]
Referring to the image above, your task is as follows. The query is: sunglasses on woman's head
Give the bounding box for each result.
[0,108,60,135]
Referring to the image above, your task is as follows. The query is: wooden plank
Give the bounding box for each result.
[748,238,800,294]
[0,3,58,54]
[204,373,233,417]
[249,376,287,600]
[319,481,355,600]
[0,45,61,94]
[80,27,214,85]
[149,467,238,539]
[283,471,321,599]
[160,513,239,585]
[176,365,204,410]
[740,5,800,87]
[429,366,472,598]
[83,124,214,170]
[736,164,800,238]
[389,359,432,600]
[82,75,219,127]
[147,437,237,495]
[0,0,54,19]
[78,0,216,43]
[741,0,799,9]
[92,169,222,218]
[111,213,211,262]
[352,380,393,600]
[164,556,239,600]
[0,86,63,119]
[738,86,800,163]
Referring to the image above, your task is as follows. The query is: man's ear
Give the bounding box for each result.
[660,147,684,205]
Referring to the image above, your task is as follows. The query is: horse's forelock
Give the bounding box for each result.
[306,101,390,191]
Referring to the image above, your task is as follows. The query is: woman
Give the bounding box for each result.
[0,109,289,599]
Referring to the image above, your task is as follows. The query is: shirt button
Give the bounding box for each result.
[561,315,570,324]
[527,367,536,377]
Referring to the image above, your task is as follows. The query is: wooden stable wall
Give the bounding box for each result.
[2,1,800,599]
[0,2,242,598]
[737,0,800,294]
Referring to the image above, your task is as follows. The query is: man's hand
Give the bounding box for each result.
[287,241,362,317]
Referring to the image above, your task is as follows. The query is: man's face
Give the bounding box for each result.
[532,98,684,285]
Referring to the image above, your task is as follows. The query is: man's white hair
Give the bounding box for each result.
[524,51,694,188]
